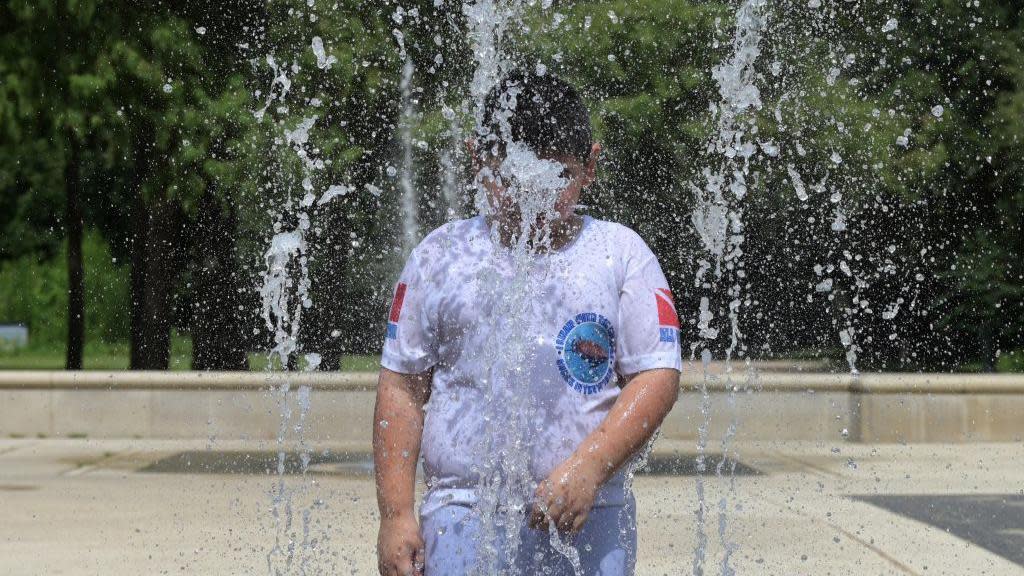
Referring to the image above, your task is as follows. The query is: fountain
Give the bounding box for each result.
[399,58,422,255]
[252,0,781,572]
[690,1,768,573]
[248,0,987,574]
[0,2,1018,576]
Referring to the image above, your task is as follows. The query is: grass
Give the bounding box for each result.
[0,333,193,370]
[0,344,137,370]
[997,350,1024,373]
[5,336,1018,374]
[0,332,380,372]
[247,352,380,372]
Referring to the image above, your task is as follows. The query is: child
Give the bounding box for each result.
[374,69,681,575]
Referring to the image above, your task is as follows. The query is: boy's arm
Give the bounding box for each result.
[373,367,432,520]
[579,367,680,481]
[530,367,680,532]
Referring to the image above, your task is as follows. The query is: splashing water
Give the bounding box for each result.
[399,58,421,255]
[444,2,594,573]
[262,229,306,367]
[693,0,767,357]
[261,153,323,575]
[690,0,769,574]
[468,96,584,576]
[123,0,1001,573]
[691,349,713,576]
[439,110,464,221]
[255,29,347,574]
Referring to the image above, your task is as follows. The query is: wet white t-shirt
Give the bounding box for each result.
[381,215,682,507]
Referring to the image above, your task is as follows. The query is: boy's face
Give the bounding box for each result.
[473,142,601,228]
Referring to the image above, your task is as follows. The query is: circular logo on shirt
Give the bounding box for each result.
[555,312,615,395]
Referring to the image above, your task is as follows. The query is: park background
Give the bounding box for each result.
[3,2,1024,575]
[0,0,1021,374]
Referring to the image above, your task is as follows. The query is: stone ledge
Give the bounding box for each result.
[2,372,1022,443]
[0,370,376,391]
[1,370,1022,394]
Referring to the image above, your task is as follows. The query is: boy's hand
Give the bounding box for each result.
[529,455,602,534]
[377,513,425,576]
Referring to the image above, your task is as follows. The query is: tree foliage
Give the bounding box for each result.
[0,0,1020,371]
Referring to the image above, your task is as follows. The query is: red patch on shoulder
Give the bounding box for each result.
[389,283,407,322]
[655,288,679,328]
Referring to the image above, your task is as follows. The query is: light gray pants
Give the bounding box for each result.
[420,492,637,575]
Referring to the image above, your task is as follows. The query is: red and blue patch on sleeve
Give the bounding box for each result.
[655,288,679,343]
[386,282,407,340]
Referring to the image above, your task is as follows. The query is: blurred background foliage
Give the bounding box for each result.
[0,0,1020,371]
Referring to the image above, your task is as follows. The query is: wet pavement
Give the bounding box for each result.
[1,438,1022,575]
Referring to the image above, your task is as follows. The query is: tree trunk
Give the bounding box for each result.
[300,204,349,371]
[129,192,149,369]
[980,321,996,373]
[64,132,84,370]
[142,196,176,369]
[130,195,179,370]
[190,190,248,370]
[128,134,177,370]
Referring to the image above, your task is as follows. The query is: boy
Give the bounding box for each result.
[374,70,681,575]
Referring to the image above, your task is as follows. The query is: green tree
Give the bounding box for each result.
[0,0,116,368]
[86,4,266,369]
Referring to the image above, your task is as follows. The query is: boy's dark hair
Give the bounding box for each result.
[477,69,592,163]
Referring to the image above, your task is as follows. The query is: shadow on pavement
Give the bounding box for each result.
[855,494,1024,568]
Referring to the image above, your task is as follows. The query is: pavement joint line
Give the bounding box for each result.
[822,514,923,576]
[63,464,96,477]
[0,445,24,457]
[760,491,924,576]
[60,449,128,477]
[767,448,844,479]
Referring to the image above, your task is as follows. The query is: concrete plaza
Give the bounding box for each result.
[1,437,1021,575]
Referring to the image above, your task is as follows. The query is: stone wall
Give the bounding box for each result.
[1,371,1022,443]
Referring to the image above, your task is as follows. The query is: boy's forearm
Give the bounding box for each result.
[572,368,680,484]
[373,368,430,521]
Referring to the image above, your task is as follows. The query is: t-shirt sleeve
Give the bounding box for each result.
[380,249,437,374]
[615,233,683,376]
